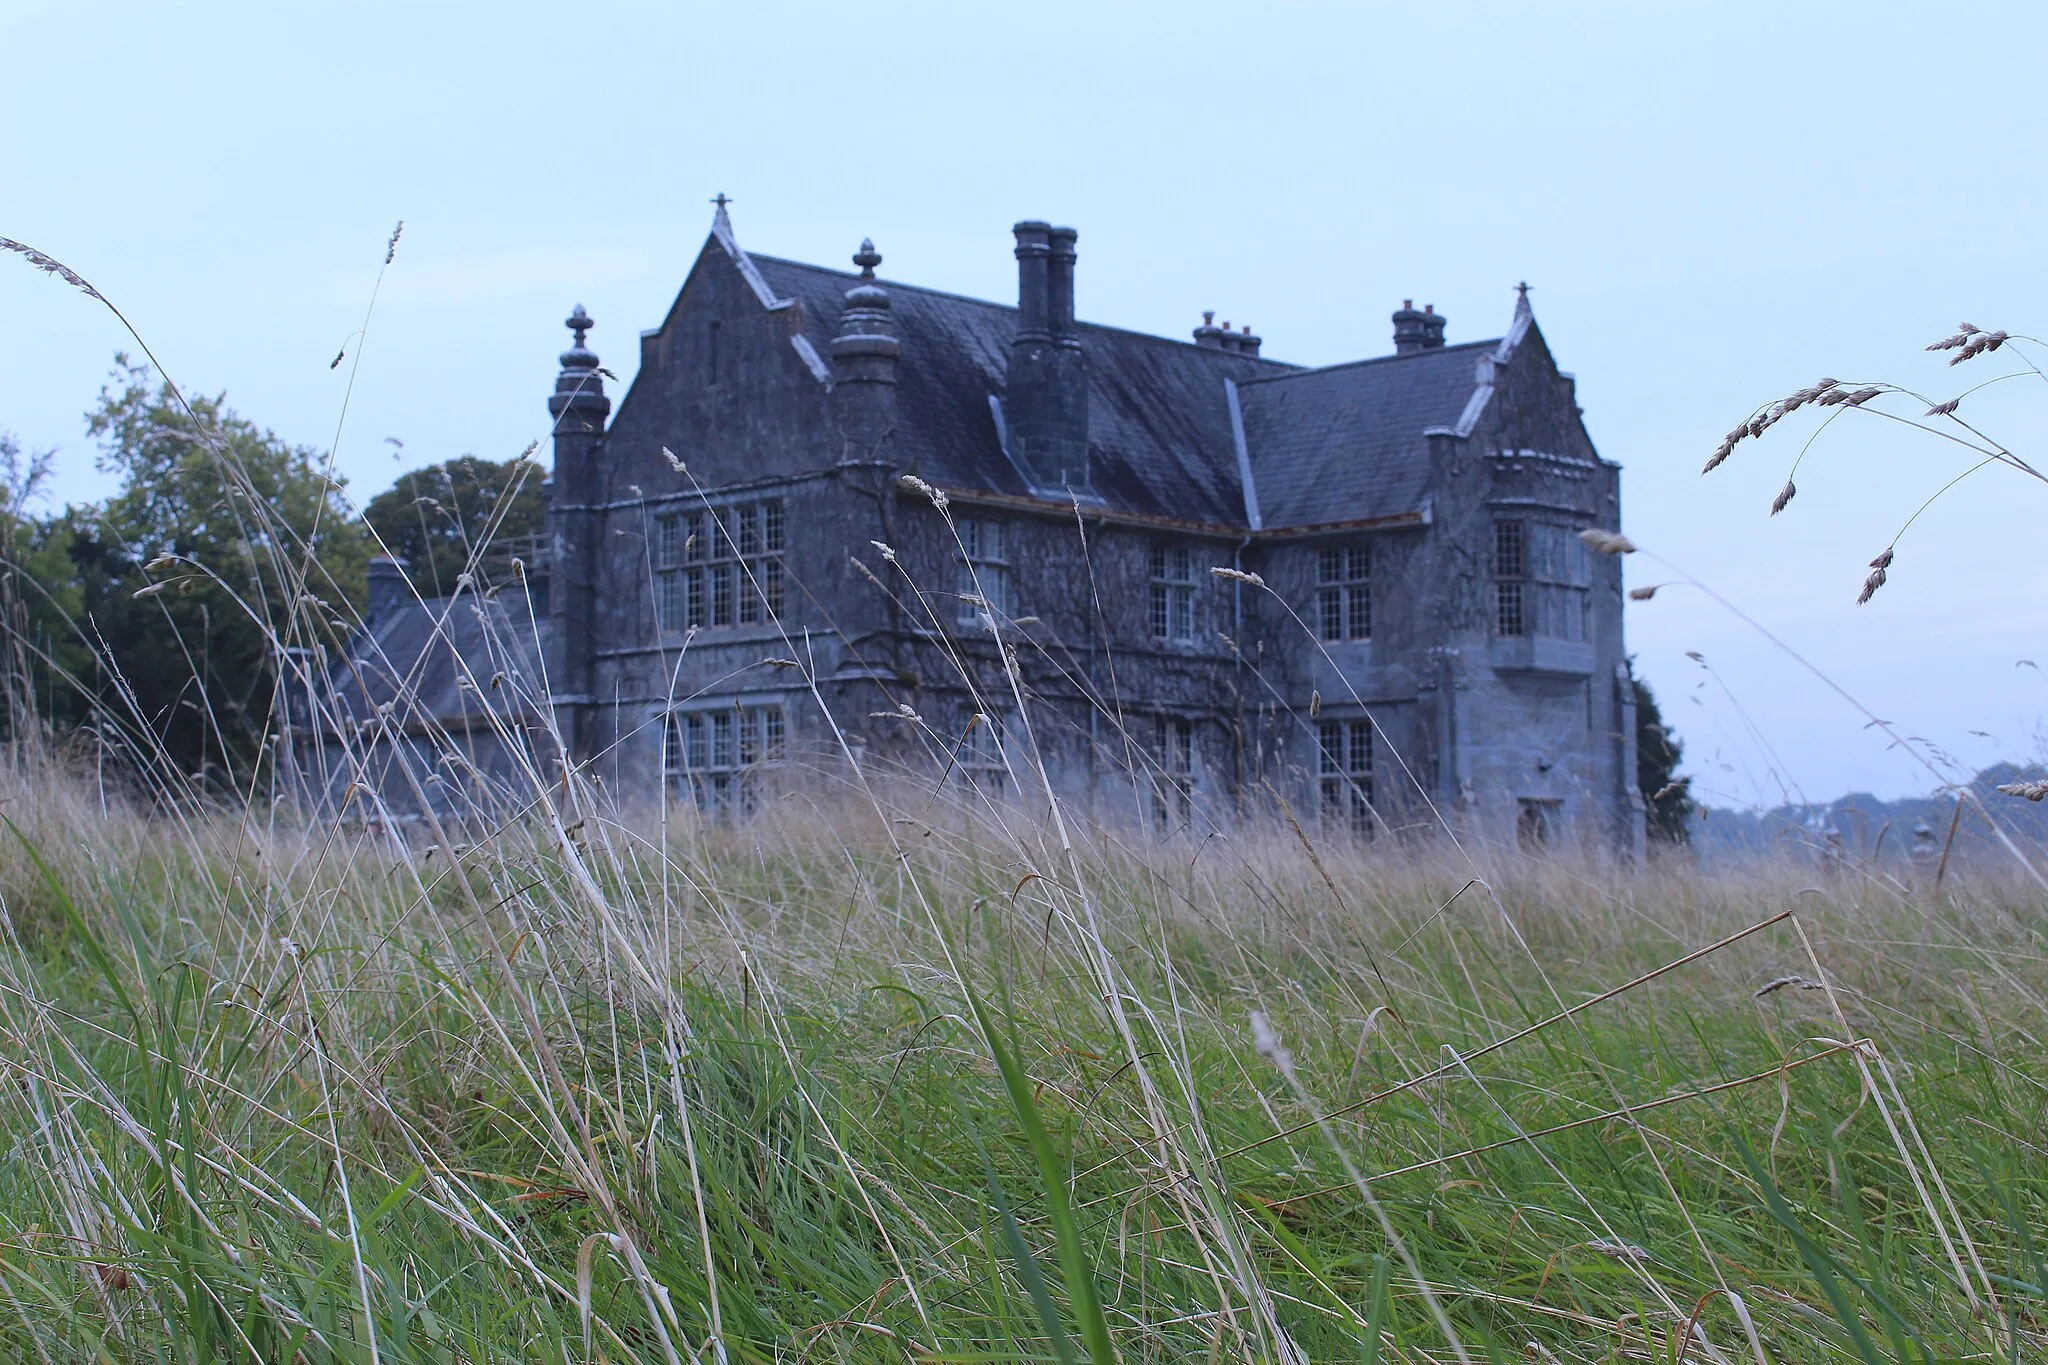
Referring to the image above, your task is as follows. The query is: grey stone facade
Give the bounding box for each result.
[313,206,1644,853]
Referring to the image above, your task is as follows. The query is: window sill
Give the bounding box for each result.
[1488,636,1594,676]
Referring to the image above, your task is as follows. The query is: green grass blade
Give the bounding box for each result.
[966,982,1114,1365]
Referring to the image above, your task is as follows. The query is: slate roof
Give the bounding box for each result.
[743,246,1508,534]
[751,254,1292,528]
[1238,341,1498,531]
[317,588,550,738]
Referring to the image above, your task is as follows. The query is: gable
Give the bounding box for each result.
[1238,341,1495,531]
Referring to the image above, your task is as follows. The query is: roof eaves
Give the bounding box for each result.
[926,484,1245,537]
[1251,507,1430,539]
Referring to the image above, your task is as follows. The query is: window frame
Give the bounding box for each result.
[956,518,1015,630]
[957,709,1009,792]
[1316,542,1372,642]
[657,496,785,634]
[1317,717,1376,836]
[1493,520,1527,638]
[662,701,788,815]
[1151,713,1194,829]
[1149,544,1197,644]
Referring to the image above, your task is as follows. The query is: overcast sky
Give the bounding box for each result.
[4,1,2045,804]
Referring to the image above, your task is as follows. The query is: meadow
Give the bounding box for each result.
[2,232,2044,1363]
[0,744,2040,1365]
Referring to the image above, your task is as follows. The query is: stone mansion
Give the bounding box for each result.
[308,204,1645,853]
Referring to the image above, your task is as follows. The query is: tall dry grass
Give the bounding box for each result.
[0,235,2042,1363]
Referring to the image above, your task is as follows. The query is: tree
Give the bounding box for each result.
[361,454,546,597]
[72,356,366,784]
[1634,674,1694,844]
[0,433,89,745]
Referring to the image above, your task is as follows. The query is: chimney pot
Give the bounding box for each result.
[1392,300,1430,355]
[1012,221,1053,341]
[366,555,408,628]
[1047,226,1079,342]
[1420,305,1447,350]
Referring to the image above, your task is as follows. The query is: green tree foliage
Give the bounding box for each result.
[361,454,545,597]
[1634,674,1695,844]
[10,358,367,785]
[0,434,90,742]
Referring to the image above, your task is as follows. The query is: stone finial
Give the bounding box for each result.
[831,237,901,379]
[550,302,608,423]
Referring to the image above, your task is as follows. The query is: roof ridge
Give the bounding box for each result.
[749,252,1303,370]
[1234,339,1501,388]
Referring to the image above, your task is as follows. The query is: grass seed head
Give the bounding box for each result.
[1578,528,1636,555]
[1210,566,1265,587]
[1770,480,1796,516]
[0,237,108,303]
[1996,780,2048,802]
[1628,585,1658,601]
[1950,330,2009,365]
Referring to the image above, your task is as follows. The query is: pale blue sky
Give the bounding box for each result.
[4,0,2045,802]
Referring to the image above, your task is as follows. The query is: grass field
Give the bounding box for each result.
[0,753,2040,1365]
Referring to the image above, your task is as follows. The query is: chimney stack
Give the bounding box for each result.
[366,555,407,628]
[1394,300,1447,355]
[1192,310,1225,348]
[1005,220,1091,493]
[1239,323,1262,358]
[1392,300,1428,355]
